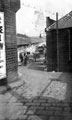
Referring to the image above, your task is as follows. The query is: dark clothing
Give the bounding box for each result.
[19,53,23,63]
[33,53,36,62]
[24,54,28,65]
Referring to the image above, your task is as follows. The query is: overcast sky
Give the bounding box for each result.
[16,0,72,36]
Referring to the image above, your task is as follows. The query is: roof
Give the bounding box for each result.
[17,34,46,46]
[17,34,29,38]
[30,36,46,44]
[46,11,72,31]
[17,34,31,46]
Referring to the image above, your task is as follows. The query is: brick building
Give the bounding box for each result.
[45,11,72,72]
[0,0,20,85]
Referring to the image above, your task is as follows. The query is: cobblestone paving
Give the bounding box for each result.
[0,66,72,120]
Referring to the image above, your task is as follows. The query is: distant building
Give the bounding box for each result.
[45,11,72,72]
[17,34,46,62]
[30,36,46,45]
[17,33,46,50]
[17,33,31,48]
[17,33,45,45]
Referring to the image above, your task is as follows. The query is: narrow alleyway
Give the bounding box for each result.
[0,65,72,120]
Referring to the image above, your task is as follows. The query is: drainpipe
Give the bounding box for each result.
[68,29,71,61]
[56,12,59,72]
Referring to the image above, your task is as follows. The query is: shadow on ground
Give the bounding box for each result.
[8,72,72,120]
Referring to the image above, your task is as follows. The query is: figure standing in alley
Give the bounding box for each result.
[19,52,23,64]
[24,53,28,66]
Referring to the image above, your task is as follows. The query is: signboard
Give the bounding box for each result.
[0,12,6,79]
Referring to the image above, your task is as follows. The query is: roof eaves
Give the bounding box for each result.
[46,11,72,31]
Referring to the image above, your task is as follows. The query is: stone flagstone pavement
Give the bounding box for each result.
[0,66,72,120]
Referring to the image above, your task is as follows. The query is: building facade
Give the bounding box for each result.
[45,12,72,72]
[0,0,20,85]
